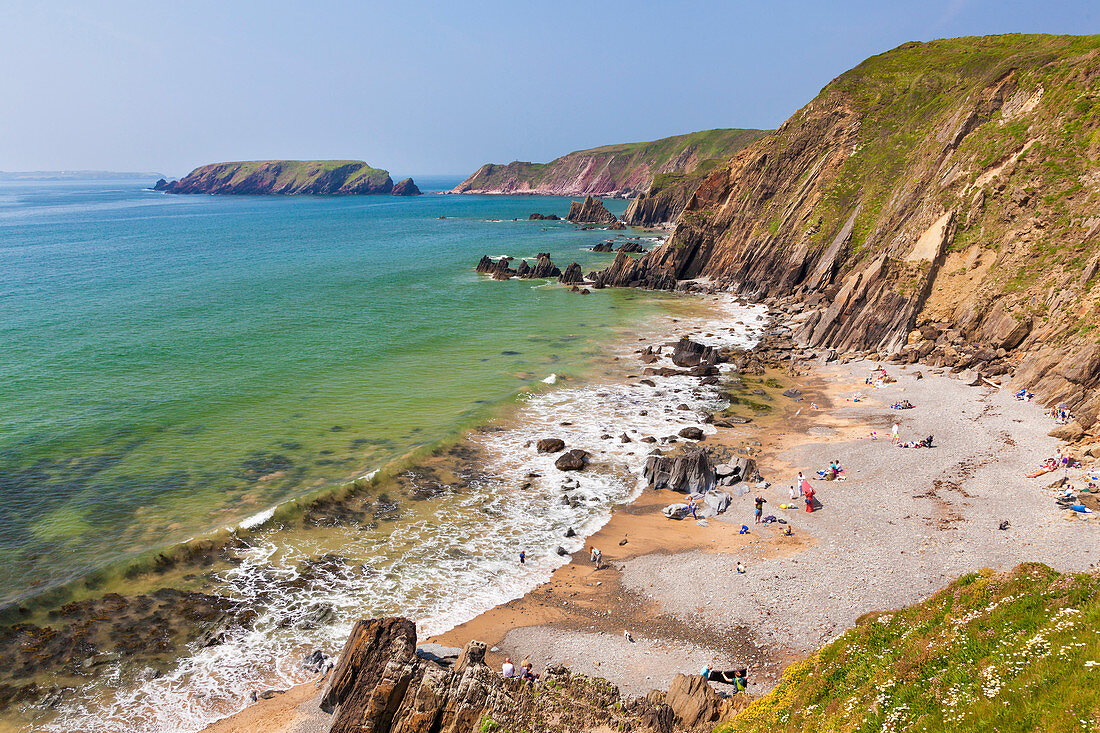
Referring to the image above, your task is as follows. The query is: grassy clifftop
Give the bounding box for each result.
[160,160,419,195]
[718,563,1100,733]
[451,128,767,196]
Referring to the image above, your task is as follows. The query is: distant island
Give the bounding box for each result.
[154,160,420,196]
[0,170,165,181]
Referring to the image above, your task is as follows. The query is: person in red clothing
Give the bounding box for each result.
[804,484,816,513]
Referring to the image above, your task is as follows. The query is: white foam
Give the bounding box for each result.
[237,507,278,530]
[46,294,766,733]
[542,373,558,384]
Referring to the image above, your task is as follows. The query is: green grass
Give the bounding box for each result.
[715,563,1100,733]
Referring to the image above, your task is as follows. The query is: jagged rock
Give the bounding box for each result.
[618,242,648,253]
[555,449,589,471]
[608,220,626,230]
[475,255,516,280]
[567,196,617,224]
[781,388,802,399]
[665,673,730,729]
[152,178,170,191]
[537,438,566,453]
[515,260,531,277]
[528,213,560,220]
[391,178,421,196]
[671,337,717,367]
[592,242,615,252]
[643,448,715,493]
[558,262,584,284]
[525,253,561,279]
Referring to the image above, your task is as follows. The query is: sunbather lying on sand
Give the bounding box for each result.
[899,435,934,449]
[890,400,915,410]
[1025,458,1059,478]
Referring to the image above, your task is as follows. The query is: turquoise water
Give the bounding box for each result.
[0,178,666,607]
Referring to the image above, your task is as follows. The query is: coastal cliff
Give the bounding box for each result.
[451,129,767,197]
[596,34,1100,436]
[156,161,420,195]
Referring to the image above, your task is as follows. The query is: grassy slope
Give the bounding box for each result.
[455,128,768,192]
[805,34,1100,258]
[716,564,1100,733]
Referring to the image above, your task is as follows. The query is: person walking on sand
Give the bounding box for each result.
[754,496,766,524]
[590,546,602,569]
[804,484,816,513]
[891,422,900,445]
[689,495,699,520]
[519,550,526,565]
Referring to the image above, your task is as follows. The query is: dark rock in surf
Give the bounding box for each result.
[554,449,589,471]
[537,438,566,453]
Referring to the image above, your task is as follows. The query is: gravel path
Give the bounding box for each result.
[619,362,1099,679]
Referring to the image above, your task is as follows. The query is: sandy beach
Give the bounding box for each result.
[200,332,1100,733]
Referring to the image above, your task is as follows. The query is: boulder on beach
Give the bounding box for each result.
[643,448,715,493]
[537,437,566,453]
[555,449,589,471]
[678,427,705,440]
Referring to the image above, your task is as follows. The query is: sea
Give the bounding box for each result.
[0,177,764,731]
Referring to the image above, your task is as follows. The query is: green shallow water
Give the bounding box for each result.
[0,178,670,606]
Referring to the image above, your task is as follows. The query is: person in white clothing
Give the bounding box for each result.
[891,422,900,445]
[502,657,515,678]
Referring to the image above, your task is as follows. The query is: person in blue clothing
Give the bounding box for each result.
[688,495,699,520]
[754,496,766,524]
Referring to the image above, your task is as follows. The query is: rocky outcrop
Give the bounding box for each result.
[391,178,421,196]
[536,438,565,453]
[320,616,730,733]
[475,256,517,280]
[451,129,767,197]
[152,178,169,191]
[623,171,708,226]
[619,242,648,253]
[159,161,418,196]
[558,262,584,284]
[477,254,561,280]
[643,448,715,493]
[592,242,615,252]
[594,35,1100,436]
[567,196,617,224]
[528,213,560,220]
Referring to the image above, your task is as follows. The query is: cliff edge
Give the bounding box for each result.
[157,161,420,195]
[596,34,1100,437]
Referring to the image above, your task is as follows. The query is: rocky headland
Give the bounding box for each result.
[154,161,420,196]
[593,34,1100,448]
[451,129,767,197]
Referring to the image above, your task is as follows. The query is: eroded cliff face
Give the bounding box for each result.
[319,617,743,733]
[451,129,767,196]
[161,161,419,195]
[597,35,1100,434]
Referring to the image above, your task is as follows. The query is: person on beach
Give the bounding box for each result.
[519,550,526,564]
[502,657,515,678]
[795,472,806,496]
[590,546,602,569]
[891,422,900,445]
[799,473,812,497]
[754,496,766,524]
[789,484,799,501]
[689,495,699,520]
[520,658,540,682]
[804,485,816,513]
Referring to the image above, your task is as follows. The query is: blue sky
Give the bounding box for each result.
[0,1,1096,177]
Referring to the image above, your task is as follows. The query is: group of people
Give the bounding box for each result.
[701,664,749,693]
[501,656,540,682]
[890,399,915,410]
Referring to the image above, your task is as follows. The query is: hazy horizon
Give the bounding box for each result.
[2,1,1097,177]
